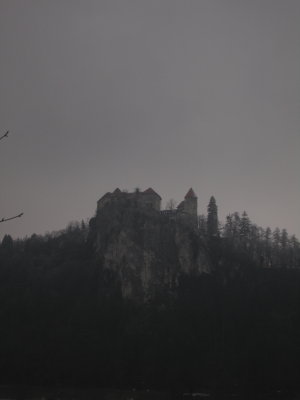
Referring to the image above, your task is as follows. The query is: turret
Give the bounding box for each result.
[183,188,197,217]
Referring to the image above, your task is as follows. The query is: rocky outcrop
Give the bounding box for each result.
[89,197,211,302]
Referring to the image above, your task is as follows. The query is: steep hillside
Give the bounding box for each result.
[89,198,210,301]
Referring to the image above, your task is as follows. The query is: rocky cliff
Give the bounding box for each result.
[89,197,211,302]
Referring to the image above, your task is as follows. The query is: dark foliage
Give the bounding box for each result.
[1,209,300,394]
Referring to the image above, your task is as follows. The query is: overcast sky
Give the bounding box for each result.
[1,0,300,240]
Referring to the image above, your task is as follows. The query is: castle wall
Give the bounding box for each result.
[141,194,161,211]
[97,194,112,212]
[183,198,197,216]
[97,190,161,213]
[97,188,199,217]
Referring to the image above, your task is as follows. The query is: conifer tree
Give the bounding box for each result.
[240,211,251,239]
[280,229,289,267]
[273,228,281,248]
[232,212,241,238]
[289,235,300,268]
[1,234,13,250]
[198,214,207,236]
[224,214,234,239]
[207,196,219,237]
[263,227,272,267]
[280,229,288,250]
[265,227,272,245]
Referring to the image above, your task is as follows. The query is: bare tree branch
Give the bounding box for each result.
[1,129,24,223]
[1,129,24,224]
[0,130,9,141]
[0,213,23,223]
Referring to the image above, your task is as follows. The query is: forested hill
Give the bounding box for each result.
[1,199,300,393]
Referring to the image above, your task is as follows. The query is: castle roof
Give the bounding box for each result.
[142,188,162,199]
[184,188,197,199]
[113,188,122,194]
[97,192,111,202]
[177,201,184,210]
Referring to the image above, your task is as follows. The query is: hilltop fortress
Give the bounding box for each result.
[97,187,198,218]
[92,187,209,301]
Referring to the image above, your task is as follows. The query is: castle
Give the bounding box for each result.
[97,187,198,218]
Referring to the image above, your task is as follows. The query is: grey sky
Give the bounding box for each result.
[1,0,300,239]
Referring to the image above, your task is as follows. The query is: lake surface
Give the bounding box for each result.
[0,386,299,400]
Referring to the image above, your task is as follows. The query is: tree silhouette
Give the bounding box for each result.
[1,130,23,223]
[1,234,13,249]
[165,198,177,210]
[207,196,219,237]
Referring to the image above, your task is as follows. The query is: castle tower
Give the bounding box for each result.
[183,188,198,217]
[141,188,161,211]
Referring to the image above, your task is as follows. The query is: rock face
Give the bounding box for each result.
[89,197,211,302]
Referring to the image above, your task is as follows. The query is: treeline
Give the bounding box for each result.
[1,209,300,393]
[198,196,300,269]
[0,221,97,386]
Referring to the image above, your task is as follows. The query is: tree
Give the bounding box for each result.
[272,228,281,268]
[232,212,241,238]
[1,234,13,250]
[273,228,281,248]
[263,227,272,267]
[207,196,219,237]
[280,229,289,268]
[240,211,251,239]
[1,130,23,223]
[265,227,272,244]
[165,199,177,210]
[289,235,300,268]
[280,229,288,250]
[223,213,234,239]
[198,214,207,236]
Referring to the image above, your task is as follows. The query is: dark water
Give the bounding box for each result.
[0,386,169,400]
[0,386,299,400]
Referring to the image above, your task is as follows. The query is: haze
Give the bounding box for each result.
[1,0,300,239]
